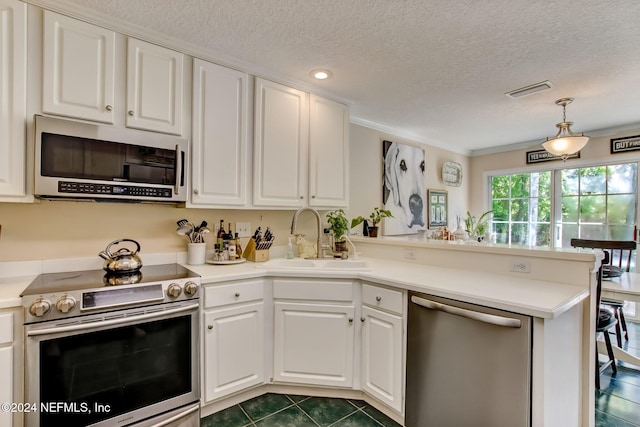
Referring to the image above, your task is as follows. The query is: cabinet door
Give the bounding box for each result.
[191,59,249,206]
[274,301,354,387]
[0,346,12,426]
[361,306,403,413]
[309,95,349,208]
[0,0,26,198]
[203,302,264,402]
[253,78,308,207]
[42,10,115,123]
[126,38,184,135]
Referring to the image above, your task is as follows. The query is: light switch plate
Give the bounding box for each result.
[236,222,251,238]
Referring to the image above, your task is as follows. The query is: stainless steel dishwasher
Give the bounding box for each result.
[406,291,532,427]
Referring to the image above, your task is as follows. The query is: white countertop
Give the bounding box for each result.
[0,256,588,319]
[186,257,588,319]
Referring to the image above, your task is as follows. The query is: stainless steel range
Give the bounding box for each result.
[21,264,201,427]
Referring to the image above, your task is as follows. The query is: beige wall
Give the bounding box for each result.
[469,126,640,214]
[348,124,470,232]
[0,123,469,262]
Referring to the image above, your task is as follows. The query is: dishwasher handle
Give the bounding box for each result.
[411,295,521,328]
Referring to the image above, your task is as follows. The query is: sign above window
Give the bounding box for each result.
[526,149,579,164]
[611,135,640,154]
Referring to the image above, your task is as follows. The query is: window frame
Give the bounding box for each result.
[483,158,640,248]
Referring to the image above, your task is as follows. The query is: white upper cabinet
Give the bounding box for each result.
[253,78,309,207]
[0,0,27,199]
[126,38,184,135]
[42,11,184,135]
[191,59,250,207]
[309,94,349,207]
[253,78,349,208]
[42,10,115,123]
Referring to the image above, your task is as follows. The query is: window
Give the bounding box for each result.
[489,162,637,248]
[556,163,637,247]
[491,172,551,246]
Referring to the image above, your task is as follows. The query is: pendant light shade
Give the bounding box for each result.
[542,98,589,160]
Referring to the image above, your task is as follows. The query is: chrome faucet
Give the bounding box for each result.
[290,207,326,259]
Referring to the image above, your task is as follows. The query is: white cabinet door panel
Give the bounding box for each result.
[42,10,115,123]
[0,346,12,426]
[191,59,249,206]
[126,38,183,135]
[274,301,354,387]
[203,302,264,402]
[253,78,308,207]
[309,95,349,207]
[0,0,26,198]
[362,306,403,412]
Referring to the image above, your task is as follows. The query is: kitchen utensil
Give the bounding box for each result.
[98,239,143,274]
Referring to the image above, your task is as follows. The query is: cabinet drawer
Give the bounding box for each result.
[363,284,404,315]
[203,280,263,308]
[273,279,353,302]
[0,313,13,345]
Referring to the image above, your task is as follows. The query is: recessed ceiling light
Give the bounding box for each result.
[310,69,332,80]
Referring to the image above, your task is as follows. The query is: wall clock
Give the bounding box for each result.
[442,161,462,187]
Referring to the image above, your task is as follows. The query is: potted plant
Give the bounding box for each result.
[464,210,493,241]
[351,207,393,238]
[326,209,350,252]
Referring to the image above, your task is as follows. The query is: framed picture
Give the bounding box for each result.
[381,140,426,235]
[427,189,447,228]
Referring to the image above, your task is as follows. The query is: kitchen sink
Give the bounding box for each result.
[256,258,371,271]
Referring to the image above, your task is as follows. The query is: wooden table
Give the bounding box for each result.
[600,273,640,368]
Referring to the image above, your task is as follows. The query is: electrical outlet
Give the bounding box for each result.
[236,222,251,238]
[509,258,531,273]
[404,248,416,260]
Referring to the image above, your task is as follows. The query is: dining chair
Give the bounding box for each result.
[570,238,619,389]
[570,239,636,347]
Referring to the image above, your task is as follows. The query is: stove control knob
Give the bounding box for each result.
[167,283,182,298]
[183,281,198,297]
[30,299,52,317]
[56,295,76,313]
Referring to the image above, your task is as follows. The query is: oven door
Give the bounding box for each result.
[25,301,199,427]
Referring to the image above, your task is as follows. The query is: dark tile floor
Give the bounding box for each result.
[597,321,640,427]
[202,323,640,427]
[200,394,402,427]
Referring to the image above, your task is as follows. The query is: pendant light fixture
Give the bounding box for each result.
[542,97,589,160]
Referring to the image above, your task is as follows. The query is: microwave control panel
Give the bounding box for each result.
[58,181,173,198]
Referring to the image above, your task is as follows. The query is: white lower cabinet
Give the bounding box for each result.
[201,280,264,403]
[0,309,22,427]
[361,284,405,414]
[273,279,355,388]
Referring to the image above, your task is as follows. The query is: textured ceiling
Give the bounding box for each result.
[31,0,640,154]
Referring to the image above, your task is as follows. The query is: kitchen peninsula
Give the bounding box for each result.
[0,240,601,427]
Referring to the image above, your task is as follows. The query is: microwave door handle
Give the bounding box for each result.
[174,144,182,195]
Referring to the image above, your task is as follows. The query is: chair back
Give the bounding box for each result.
[570,239,636,272]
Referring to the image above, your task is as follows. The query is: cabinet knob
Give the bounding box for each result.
[105,105,113,111]
[311,195,316,199]
[299,196,304,199]
[194,189,199,195]
[376,296,382,302]
[348,317,353,323]
[207,324,213,330]
[128,110,135,116]
[235,292,240,297]
[360,317,365,323]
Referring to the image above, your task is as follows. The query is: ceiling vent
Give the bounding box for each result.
[506,80,554,99]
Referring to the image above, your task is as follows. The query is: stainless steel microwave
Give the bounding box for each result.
[34,115,188,203]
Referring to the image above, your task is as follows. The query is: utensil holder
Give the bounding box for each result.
[187,242,207,265]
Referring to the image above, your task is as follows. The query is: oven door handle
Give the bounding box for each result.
[26,303,199,337]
